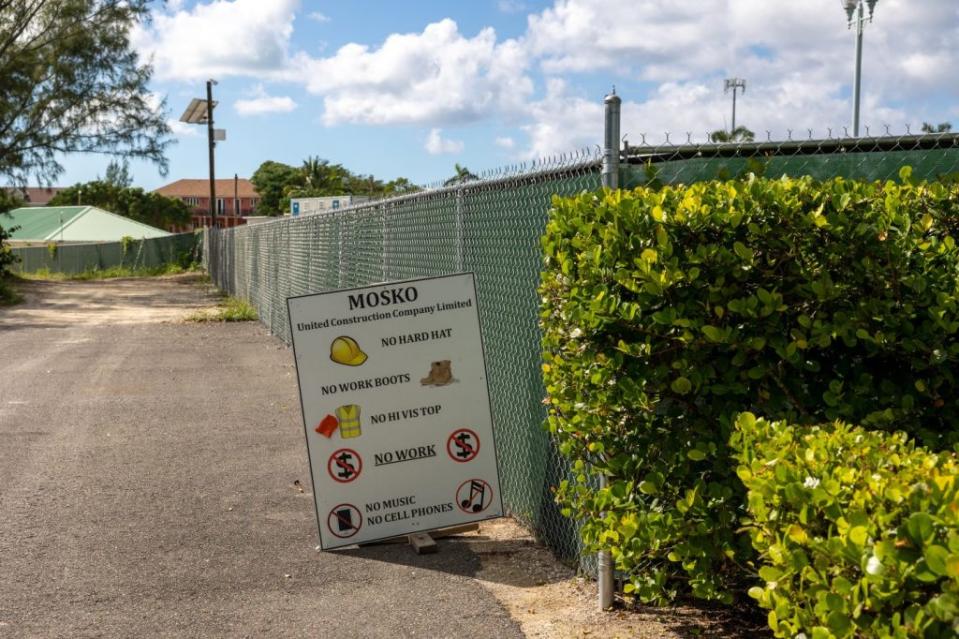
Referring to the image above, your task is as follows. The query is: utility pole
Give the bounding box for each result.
[206,79,217,227]
[724,78,746,133]
[179,82,225,229]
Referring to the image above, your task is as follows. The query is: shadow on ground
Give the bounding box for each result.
[334,533,569,588]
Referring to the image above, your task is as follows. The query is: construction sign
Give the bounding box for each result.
[287,273,504,550]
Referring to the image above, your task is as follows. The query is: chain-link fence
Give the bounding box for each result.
[10,232,202,275]
[623,131,959,187]
[207,151,601,564]
[205,132,959,569]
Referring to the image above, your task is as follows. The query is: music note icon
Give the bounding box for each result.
[457,479,492,514]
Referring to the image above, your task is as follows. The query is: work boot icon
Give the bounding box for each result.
[420,360,453,386]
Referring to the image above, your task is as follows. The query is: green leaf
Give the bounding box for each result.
[638,481,658,495]
[733,241,754,262]
[811,627,831,639]
[671,376,692,395]
[702,325,725,342]
[925,545,950,577]
[906,512,935,546]
[848,526,868,548]
[827,611,852,637]
[687,449,706,461]
[758,565,782,582]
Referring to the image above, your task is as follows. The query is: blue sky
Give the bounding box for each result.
[59,0,959,191]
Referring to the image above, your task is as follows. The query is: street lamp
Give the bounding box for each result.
[179,80,226,227]
[841,0,878,137]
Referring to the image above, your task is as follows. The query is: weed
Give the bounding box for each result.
[0,277,22,306]
[186,296,257,322]
[18,263,201,281]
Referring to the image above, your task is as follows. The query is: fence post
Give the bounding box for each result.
[381,203,388,282]
[455,188,464,272]
[597,89,621,612]
[602,90,621,190]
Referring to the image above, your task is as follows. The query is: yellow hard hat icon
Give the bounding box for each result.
[330,336,367,366]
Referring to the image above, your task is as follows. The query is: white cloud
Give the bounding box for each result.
[424,128,464,155]
[168,119,200,137]
[135,0,958,161]
[497,0,527,13]
[234,85,297,116]
[303,19,533,126]
[308,11,330,23]
[495,136,515,149]
[517,0,955,154]
[522,79,602,158]
[133,0,300,81]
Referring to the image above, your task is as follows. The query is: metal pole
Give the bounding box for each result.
[597,89,620,612]
[852,1,864,137]
[602,91,621,190]
[234,173,239,217]
[731,86,738,132]
[206,80,217,227]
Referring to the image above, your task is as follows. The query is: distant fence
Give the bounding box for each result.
[9,232,202,275]
[622,132,959,187]
[205,133,959,568]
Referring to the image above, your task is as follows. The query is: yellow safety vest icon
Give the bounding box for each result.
[336,405,361,439]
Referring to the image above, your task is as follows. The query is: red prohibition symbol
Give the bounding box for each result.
[327,503,362,538]
[456,478,493,514]
[328,448,362,483]
[447,428,480,463]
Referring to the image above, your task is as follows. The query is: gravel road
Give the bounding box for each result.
[0,276,523,638]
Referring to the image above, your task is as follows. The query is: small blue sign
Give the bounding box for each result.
[292,201,300,217]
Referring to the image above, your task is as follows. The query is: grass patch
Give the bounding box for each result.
[17,262,200,281]
[187,296,258,322]
[0,277,22,306]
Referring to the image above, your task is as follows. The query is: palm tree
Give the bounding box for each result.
[921,122,952,134]
[710,126,755,143]
[301,156,329,189]
[443,163,479,186]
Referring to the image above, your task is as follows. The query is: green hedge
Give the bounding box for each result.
[732,413,959,639]
[539,171,959,603]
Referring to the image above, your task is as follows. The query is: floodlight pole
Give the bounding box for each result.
[843,0,877,137]
[724,78,746,133]
[207,80,217,227]
[851,1,864,137]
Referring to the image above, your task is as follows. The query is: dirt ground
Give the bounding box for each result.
[466,519,767,639]
[0,274,766,639]
[1,272,218,328]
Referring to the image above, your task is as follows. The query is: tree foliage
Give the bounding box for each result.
[922,122,953,134]
[710,126,756,143]
[250,158,418,216]
[0,189,23,277]
[104,158,133,188]
[444,163,479,186]
[541,170,959,604]
[49,181,190,230]
[0,0,170,185]
[734,414,959,639]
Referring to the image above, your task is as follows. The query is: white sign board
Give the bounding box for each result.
[287,273,504,549]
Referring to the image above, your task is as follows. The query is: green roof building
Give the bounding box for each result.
[0,206,171,243]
